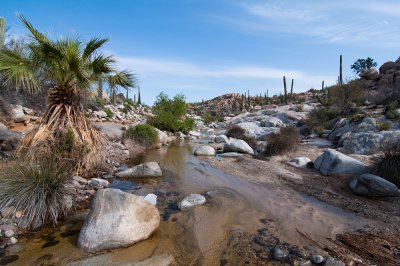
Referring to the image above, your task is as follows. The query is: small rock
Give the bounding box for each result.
[310,255,324,264]
[116,162,162,178]
[143,194,157,206]
[348,174,400,197]
[219,152,243,158]
[88,178,109,189]
[5,230,14,238]
[288,157,311,168]
[178,194,206,210]
[273,247,288,261]
[324,257,345,266]
[194,145,215,156]
[215,135,229,143]
[72,176,88,184]
[10,237,18,245]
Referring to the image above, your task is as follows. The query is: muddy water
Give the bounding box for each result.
[10,140,368,265]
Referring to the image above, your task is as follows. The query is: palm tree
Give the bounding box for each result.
[0,15,134,172]
[97,70,135,104]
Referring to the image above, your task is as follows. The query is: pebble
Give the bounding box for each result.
[324,257,345,266]
[88,178,109,189]
[4,230,14,238]
[273,247,288,261]
[178,194,206,210]
[10,237,18,245]
[310,255,324,264]
[143,194,157,206]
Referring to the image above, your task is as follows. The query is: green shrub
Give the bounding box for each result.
[203,112,224,124]
[96,99,105,108]
[226,125,257,148]
[306,107,338,130]
[264,126,299,156]
[373,140,400,187]
[314,126,324,137]
[125,98,135,106]
[122,102,133,114]
[294,104,304,112]
[377,121,391,131]
[385,100,400,120]
[0,156,75,229]
[103,107,113,118]
[125,124,158,146]
[149,93,194,134]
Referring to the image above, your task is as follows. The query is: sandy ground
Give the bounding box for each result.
[202,143,400,265]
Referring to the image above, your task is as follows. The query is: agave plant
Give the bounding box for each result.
[0,15,135,172]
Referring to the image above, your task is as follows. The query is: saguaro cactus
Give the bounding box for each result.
[247,89,251,111]
[339,55,343,86]
[137,87,141,105]
[290,79,294,103]
[321,80,325,91]
[0,17,5,49]
[283,76,288,104]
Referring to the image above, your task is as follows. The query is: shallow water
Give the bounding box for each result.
[10,140,369,265]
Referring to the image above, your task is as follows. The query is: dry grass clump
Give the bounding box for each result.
[373,140,400,187]
[264,126,299,156]
[0,156,75,229]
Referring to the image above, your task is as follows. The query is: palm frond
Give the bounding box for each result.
[90,53,115,75]
[107,70,136,88]
[17,13,50,45]
[0,48,40,92]
[82,37,108,60]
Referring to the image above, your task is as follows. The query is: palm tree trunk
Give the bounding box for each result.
[18,86,104,173]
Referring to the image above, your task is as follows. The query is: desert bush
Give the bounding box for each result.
[103,107,113,118]
[203,112,223,124]
[314,126,324,137]
[0,156,75,229]
[377,121,391,131]
[306,107,338,130]
[149,93,194,134]
[226,125,257,148]
[264,126,299,156]
[385,100,400,120]
[124,124,158,146]
[373,140,400,187]
[294,104,304,112]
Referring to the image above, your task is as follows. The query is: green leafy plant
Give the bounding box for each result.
[373,140,400,187]
[377,121,391,131]
[103,107,113,118]
[125,124,158,146]
[203,112,223,124]
[351,57,378,75]
[0,156,75,229]
[264,126,299,156]
[149,92,194,134]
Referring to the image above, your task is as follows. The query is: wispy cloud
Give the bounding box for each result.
[217,1,400,47]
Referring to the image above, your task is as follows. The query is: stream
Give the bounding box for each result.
[9,139,368,265]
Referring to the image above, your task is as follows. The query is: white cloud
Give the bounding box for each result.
[217,1,400,47]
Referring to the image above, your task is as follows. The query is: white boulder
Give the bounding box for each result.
[116,162,162,178]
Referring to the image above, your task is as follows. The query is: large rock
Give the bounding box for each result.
[0,123,22,151]
[93,110,107,118]
[194,145,215,156]
[78,188,160,253]
[155,128,169,145]
[215,134,229,143]
[379,61,395,75]
[10,104,28,123]
[340,130,400,154]
[328,118,353,142]
[314,149,370,176]
[223,139,254,155]
[116,162,162,178]
[260,117,284,127]
[95,122,124,140]
[237,122,279,140]
[360,68,379,80]
[349,174,400,197]
[288,157,311,168]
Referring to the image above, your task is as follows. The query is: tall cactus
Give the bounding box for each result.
[0,17,5,49]
[339,54,343,86]
[247,89,251,111]
[137,87,141,105]
[321,80,325,91]
[290,79,294,103]
[283,76,288,104]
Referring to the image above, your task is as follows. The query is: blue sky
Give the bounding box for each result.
[2,0,400,104]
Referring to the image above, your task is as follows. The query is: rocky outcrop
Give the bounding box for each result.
[78,188,160,253]
[340,130,400,154]
[116,162,162,178]
[237,122,279,140]
[223,139,254,155]
[314,149,370,176]
[349,174,400,197]
[360,58,400,103]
